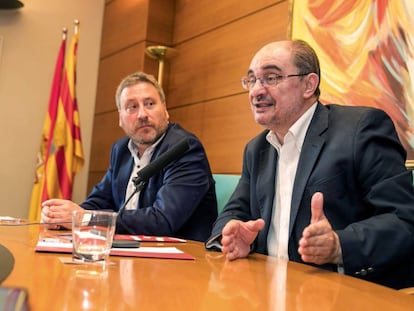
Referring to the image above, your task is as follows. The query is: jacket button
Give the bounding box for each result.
[360,269,367,276]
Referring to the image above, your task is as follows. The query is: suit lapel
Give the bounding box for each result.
[118,154,134,203]
[252,137,278,242]
[289,103,328,236]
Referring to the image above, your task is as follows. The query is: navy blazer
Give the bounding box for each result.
[209,103,414,289]
[81,123,218,242]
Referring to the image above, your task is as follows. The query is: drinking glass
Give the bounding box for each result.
[72,210,116,262]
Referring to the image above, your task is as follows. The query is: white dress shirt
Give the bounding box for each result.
[124,136,164,210]
[267,103,317,259]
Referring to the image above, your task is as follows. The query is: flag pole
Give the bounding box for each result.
[62,27,67,40]
[74,19,80,34]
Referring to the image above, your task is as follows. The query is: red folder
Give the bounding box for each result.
[114,234,186,243]
[35,237,194,260]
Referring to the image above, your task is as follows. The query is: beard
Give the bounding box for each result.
[129,122,168,146]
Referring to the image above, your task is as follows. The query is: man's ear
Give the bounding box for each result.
[165,108,170,121]
[303,73,319,99]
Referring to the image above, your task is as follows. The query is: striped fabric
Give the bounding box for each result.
[29,23,84,221]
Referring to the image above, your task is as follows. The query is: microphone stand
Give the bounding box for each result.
[120,178,146,212]
[116,174,148,233]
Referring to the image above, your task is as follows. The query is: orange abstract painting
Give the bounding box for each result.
[291,0,414,161]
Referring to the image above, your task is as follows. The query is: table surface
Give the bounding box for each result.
[0,224,413,311]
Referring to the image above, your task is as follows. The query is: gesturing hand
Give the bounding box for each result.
[221,219,265,261]
[298,192,342,265]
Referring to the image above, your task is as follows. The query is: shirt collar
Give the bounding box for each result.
[266,102,317,151]
[127,132,166,162]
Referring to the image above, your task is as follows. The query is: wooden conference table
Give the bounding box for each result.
[0,223,413,311]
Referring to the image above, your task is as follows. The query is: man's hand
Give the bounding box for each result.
[298,192,342,265]
[221,219,265,261]
[41,199,83,229]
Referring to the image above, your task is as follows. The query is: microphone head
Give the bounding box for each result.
[135,138,190,184]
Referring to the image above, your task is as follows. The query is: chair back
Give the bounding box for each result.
[213,174,240,214]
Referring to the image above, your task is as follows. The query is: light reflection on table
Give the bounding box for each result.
[0,224,413,310]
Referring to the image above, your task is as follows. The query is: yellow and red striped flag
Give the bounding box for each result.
[29,22,84,221]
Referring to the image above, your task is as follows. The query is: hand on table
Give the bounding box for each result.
[41,199,83,229]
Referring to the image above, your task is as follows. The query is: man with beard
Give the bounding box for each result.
[41,72,217,242]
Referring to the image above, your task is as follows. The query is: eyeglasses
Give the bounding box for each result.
[241,73,310,90]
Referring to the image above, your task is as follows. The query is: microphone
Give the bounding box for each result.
[132,137,190,188]
[120,138,190,213]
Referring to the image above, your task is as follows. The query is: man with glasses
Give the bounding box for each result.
[206,39,414,289]
[42,71,217,242]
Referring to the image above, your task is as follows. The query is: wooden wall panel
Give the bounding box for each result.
[101,0,175,58]
[167,1,291,108]
[89,111,124,172]
[95,42,158,114]
[174,0,284,43]
[100,0,150,58]
[147,0,175,44]
[202,95,263,170]
[168,103,205,136]
[87,172,106,194]
[169,94,263,173]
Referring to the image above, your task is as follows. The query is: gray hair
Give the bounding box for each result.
[291,40,321,98]
[115,71,166,110]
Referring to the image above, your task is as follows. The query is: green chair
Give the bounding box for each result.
[213,174,240,214]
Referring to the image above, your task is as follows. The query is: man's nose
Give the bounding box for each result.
[136,106,149,119]
[249,79,266,97]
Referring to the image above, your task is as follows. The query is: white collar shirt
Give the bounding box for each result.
[124,135,164,210]
[266,102,317,259]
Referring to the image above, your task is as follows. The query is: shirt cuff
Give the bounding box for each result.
[205,233,222,252]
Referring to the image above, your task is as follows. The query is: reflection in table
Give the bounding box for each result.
[0,224,413,310]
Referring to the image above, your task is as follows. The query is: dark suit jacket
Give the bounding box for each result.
[81,123,217,242]
[208,103,414,289]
